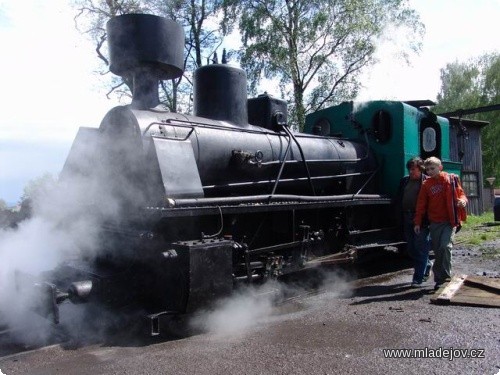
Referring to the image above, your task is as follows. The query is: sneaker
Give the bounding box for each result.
[411,282,423,288]
[434,282,444,291]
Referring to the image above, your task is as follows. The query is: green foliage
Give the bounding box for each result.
[457,212,499,250]
[144,0,234,113]
[0,199,7,211]
[236,0,424,129]
[434,53,500,187]
[480,245,499,259]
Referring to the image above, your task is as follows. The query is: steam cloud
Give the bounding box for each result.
[0,130,135,347]
[189,285,275,336]
[190,270,352,337]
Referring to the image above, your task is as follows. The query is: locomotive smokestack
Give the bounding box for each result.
[106,14,185,109]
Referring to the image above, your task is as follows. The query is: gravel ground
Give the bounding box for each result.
[0,238,498,375]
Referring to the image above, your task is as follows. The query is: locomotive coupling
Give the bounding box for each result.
[15,270,95,325]
[31,280,94,324]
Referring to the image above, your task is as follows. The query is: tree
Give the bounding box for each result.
[142,0,238,112]
[434,53,500,187]
[72,0,144,101]
[72,0,236,112]
[0,198,13,229]
[234,0,424,129]
[19,173,57,205]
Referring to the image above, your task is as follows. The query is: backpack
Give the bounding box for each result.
[450,174,467,232]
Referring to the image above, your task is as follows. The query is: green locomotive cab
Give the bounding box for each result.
[305,101,462,198]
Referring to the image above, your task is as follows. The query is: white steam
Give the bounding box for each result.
[0,132,131,346]
[0,178,103,345]
[190,286,275,335]
[190,270,353,337]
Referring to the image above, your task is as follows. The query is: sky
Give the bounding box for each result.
[0,0,499,206]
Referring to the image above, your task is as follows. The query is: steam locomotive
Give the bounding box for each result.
[25,14,460,335]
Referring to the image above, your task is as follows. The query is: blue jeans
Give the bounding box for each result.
[403,212,431,283]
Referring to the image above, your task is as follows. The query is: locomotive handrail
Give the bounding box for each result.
[353,164,381,196]
[142,121,195,140]
[201,206,224,239]
[202,170,376,190]
[251,158,365,166]
[282,125,316,196]
[269,129,292,197]
[149,117,279,136]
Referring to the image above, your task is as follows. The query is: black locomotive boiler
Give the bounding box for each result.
[27,14,405,335]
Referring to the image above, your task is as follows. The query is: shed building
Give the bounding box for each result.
[446,117,489,215]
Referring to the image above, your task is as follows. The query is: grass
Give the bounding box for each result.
[456,211,500,258]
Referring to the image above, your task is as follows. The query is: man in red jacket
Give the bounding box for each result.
[413,157,468,291]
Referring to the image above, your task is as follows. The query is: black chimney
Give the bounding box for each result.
[106,14,185,109]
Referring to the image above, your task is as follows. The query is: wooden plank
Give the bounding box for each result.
[456,286,494,298]
[433,275,467,303]
[430,274,500,308]
[464,276,500,294]
[449,293,500,308]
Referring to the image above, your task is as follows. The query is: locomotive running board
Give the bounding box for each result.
[145,195,392,218]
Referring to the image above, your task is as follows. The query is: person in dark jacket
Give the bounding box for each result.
[397,157,432,287]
